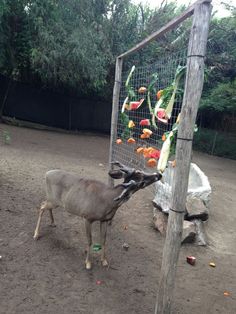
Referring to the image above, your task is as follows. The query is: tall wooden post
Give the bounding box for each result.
[155,1,212,313]
[108,57,123,186]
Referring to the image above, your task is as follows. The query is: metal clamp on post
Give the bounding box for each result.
[169,208,186,214]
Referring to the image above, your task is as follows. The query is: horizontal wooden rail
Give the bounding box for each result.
[118,0,212,59]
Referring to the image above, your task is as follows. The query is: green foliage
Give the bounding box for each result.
[204,10,236,90]
[193,128,236,160]
[0,0,235,112]
[0,0,31,79]
[120,112,131,140]
[28,0,112,93]
[200,79,236,113]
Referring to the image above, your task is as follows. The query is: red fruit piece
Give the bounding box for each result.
[186,256,196,266]
[139,119,150,126]
[129,99,145,110]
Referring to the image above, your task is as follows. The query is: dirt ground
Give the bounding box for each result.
[0,123,236,314]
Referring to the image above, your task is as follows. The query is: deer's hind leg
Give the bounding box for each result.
[33,201,55,240]
[48,208,56,227]
[85,219,93,270]
[100,221,108,267]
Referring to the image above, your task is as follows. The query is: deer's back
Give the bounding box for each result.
[64,179,119,221]
[45,170,119,221]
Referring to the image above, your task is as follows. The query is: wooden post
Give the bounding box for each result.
[155,1,212,314]
[108,57,123,186]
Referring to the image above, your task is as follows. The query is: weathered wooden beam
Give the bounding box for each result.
[118,0,212,59]
[155,1,212,313]
[108,57,123,186]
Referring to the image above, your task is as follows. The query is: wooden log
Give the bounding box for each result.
[155,2,212,314]
[108,57,123,186]
[118,0,211,59]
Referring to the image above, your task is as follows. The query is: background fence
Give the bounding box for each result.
[0,74,235,160]
[193,127,236,159]
[0,74,111,133]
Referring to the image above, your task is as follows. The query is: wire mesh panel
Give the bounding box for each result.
[111,49,187,200]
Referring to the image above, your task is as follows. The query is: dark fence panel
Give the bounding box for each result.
[0,75,111,133]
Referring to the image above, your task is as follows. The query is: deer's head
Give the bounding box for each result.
[109,161,162,202]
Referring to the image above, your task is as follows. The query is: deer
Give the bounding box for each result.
[33,161,162,269]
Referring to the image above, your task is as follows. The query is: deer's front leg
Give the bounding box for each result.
[33,201,48,240]
[85,219,92,270]
[100,221,108,267]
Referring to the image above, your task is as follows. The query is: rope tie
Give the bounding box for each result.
[169,208,185,214]
[187,54,205,58]
[177,137,193,142]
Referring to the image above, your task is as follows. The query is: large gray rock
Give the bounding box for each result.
[153,162,211,214]
[153,208,196,244]
[181,220,196,244]
[194,219,207,246]
[185,197,209,221]
[153,208,168,235]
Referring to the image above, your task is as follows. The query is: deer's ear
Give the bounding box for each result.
[108,169,124,179]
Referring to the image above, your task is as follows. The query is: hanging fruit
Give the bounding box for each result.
[148,150,161,159]
[116,139,122,144]
[156,109,168,124]
[162,134,166,141]
[127,138,136,144]
[156,90,163,99]
[129,98,145,110]
[147,158,157,167]
[136,147,144,154]
[128,120,135,128]
[143,148,150,158]
[139,119,150,126]
[140,133,149,139]
[138,86,147,93]
[142,128,153,136]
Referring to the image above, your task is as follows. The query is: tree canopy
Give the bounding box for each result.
[0,0,235,116]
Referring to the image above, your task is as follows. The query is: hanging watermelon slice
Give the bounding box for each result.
[129,98,145,110]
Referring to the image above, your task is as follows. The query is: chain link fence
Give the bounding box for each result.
[111,49,188,201]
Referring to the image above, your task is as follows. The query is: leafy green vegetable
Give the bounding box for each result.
[120,112,131,140]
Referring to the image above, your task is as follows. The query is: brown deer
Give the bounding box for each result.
[33,162,162,269]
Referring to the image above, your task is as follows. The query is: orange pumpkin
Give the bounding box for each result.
[136,147,144,154]
[157,90,163,99]
[147,158,157,167]
[143,128,153,136]
[138,86,147,93]
[143,148,150,158]
[140,133,149,139]
[127,137,136,144]
[147,147,155,153]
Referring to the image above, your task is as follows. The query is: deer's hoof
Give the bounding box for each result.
[33,234,39,241]
[85,261,92,270]
[101,259,109,267]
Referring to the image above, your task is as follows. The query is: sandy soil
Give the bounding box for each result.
[0,123,236,314]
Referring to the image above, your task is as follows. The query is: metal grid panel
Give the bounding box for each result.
[112,49,187,175]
